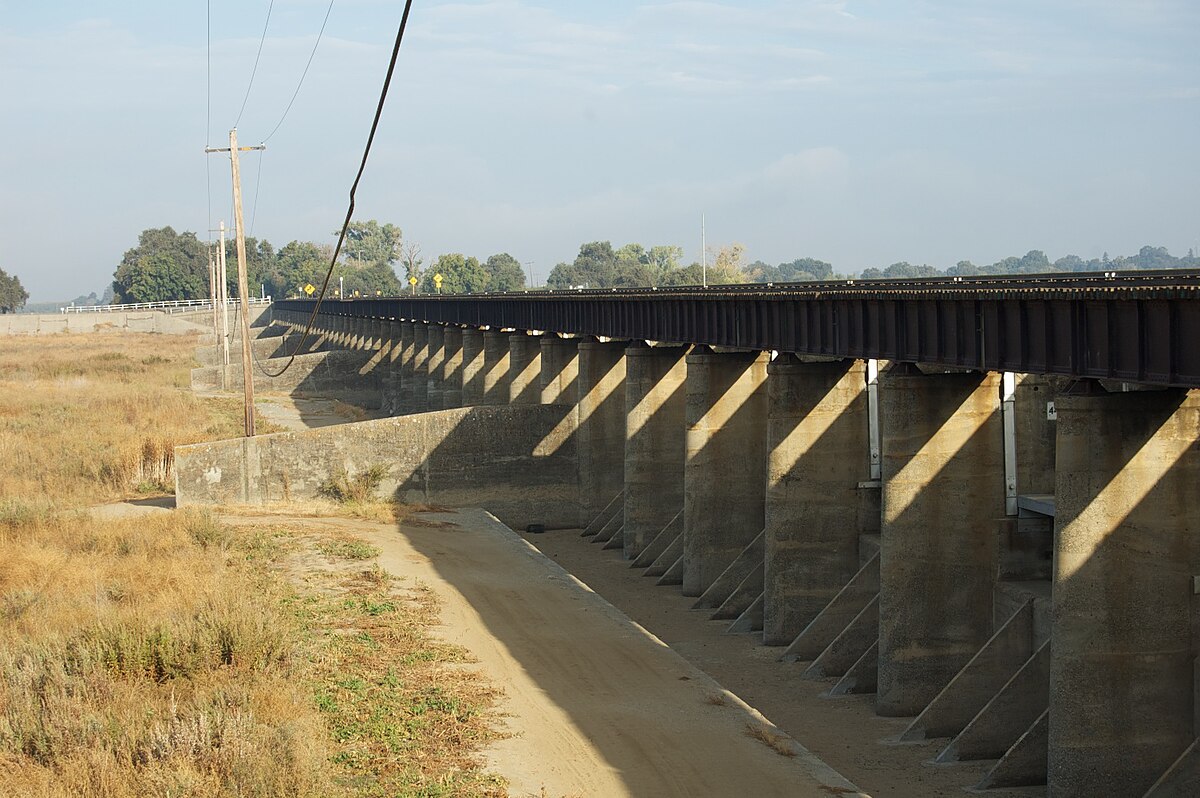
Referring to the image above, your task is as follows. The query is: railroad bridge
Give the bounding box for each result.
[179,271,1200,796]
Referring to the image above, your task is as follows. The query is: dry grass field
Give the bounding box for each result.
[0,333,504,797]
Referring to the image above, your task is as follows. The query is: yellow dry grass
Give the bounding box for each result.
[0,334,247,504]
[0,332,506,797]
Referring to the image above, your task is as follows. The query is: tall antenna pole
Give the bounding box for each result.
[701,212,707,287]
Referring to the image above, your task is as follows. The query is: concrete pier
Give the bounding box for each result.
[540,336,579,406]
[577,340,628,527]
[483,330,512,405]
[1048,387,1200,796]
[397,321,417,412]
[624,344,688,561]
[411,323,430,413]
[442,327,464,409]
[876,365,1004,717]
[682,347,768,595]
[764,356,872,646]
[509,332,542,405]
[427,325,446,411]
[461,328,485,406]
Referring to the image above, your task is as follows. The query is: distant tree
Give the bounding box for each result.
[221,236,277,297]
[1053,255,1085,272]
[113,226,209,303]
[546,261,579,289]
[0,267,29,313]
[945,260,982,276]
[880,262,942,278]
[707,243,748,284]
[400,241,423,285]
[272,240,329,297]
[340,220,402,267]
[779,257,833,280]
[861,267,883,279]
[660,262,706,286]
[484,253,526,291]
[424,253,487,293]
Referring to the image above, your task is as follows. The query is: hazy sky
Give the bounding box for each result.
[1,1,1197,300]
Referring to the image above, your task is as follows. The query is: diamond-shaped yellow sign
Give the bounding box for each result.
[433,273,443,284]
[303,283,315,296]
[409,276,418,285]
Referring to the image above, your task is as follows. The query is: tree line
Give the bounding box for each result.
[0,267,29,313]
[109,222,1200,305]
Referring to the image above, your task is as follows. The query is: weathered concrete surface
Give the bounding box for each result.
[1049,388,1200,797]
[411,323,430,413]
[540,335,579,406]
[398,321,417,411]
[482,330,512,405]
[765,356,872,646]
[876,365,1005,717]
[190,349,381,404]
[194,333,298,366]
[509,332,542,405]
[900,600,1034,742]
[937,639,1049,763]
[460,328,485,406]
[426,325,446,410]
[176,405,579,530]
[577,340,627,528]
[442,327,464,409]
[624,344,687,561]
[682,347,768,595]
[1146,739,1200,798]
[976,709,1049,790]
[782,551,879,662]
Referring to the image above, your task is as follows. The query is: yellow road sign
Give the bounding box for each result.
[409,276,418,285]
[303,283,315,296]
[433,273,443,284]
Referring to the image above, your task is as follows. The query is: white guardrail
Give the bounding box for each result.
[60,298,272,314]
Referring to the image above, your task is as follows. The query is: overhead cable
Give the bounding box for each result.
[234,0,276,129]
[256,0,415,378]
[263,0,336,143]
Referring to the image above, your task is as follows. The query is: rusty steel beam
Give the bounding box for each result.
[276,271,1200,388]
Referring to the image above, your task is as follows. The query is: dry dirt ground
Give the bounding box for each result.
[314,508,865,798]
[522,529,1044,798]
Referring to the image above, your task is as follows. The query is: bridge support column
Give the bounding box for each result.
[624,344,688,561]
[877,365,1004,716]
[397,321,416,413]
[381,320,400,414]
[764,356,871,646]
[349,316,365,350]
[1048,388,1200,797]
[411,323,430,413]
[682,347,768,595]
[540,336,579,406]
[427,325,446,410]
[482,330,512,405]
[578,340,628,527]
[509,332,542,404]
[442,327,463,409]
[461,328,485,405]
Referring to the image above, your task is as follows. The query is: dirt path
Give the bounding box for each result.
[522,528,1044,798]
[286,508,866,798]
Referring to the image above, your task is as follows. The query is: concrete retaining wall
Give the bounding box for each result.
[175,405,579,529]
[190,349,381,405]
[0,311,210,336]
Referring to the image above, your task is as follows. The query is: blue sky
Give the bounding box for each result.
[1,1,1197,300]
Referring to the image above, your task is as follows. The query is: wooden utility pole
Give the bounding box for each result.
[218,221,231,369]
[208,247,218,341]
[205,129,265,437]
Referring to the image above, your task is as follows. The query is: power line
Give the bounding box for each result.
[257,0,415,378]
[249,149,265,239]
[263,0,336,143]
[233,0,276,129]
